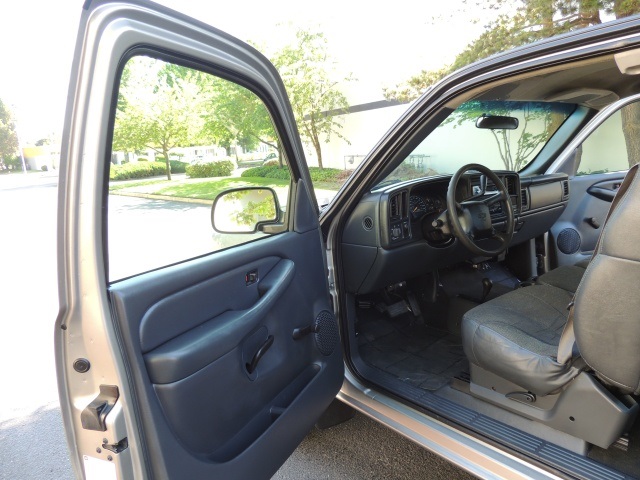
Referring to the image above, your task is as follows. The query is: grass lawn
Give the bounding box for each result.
[109,178,169,190]
[146,177,289,200]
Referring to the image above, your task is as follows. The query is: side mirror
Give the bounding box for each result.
[475,114,519,130]
[211,187,280,233]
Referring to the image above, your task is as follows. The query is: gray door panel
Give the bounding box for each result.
[109,229,343,478]
[549,173,626,267]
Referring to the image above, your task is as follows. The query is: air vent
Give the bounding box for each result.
[388,192,407,219]
[389,194,400,218]
[520,189,529,212]
[362,216,374,230]
[562,180,570,199]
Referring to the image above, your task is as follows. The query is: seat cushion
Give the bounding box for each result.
[462,284,580,395]
[536,258,589,293]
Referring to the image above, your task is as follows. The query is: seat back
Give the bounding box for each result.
[573,164,640,395]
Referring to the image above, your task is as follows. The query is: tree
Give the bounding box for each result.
[200,77,282,165]
[271,30,351,169]
[385,1,640,168]
[0,99,19,168]
[446,101,569,170]
[113,57,207,180]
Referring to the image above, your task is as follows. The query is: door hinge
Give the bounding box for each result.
[81,385,119,432]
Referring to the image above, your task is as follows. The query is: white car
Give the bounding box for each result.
[57,1,640,479]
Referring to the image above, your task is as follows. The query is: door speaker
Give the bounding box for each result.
[557,228,581,254]
[314,310,339,356]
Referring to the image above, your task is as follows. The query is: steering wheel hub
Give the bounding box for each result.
[445,164,515,256]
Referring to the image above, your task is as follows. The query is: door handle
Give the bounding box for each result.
[246,335,274,374]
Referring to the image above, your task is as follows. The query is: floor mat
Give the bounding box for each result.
[356,310,468,391]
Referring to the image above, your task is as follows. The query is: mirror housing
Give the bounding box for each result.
[211,187,281,234]
[476,114,519,130]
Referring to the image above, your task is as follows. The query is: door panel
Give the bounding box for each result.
[109,228,342,477]
[56,2,343,478]
[549,172,625,267]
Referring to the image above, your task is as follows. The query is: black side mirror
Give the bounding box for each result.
[211,187,280,233]
[475,114,519,130]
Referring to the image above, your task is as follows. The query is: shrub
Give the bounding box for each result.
[137,157,148,162]
[241,165,291,180]
[241,166,348,183]
[110,162,166,180]
[308,167,343,182]
[263,160,280,167]
[186,160,234,178]
[156,158,188,173]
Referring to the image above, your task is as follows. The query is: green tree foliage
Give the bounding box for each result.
[200,77,280,164]
[385,1,640,168]
[0,99,19,168]
[113,58,207,180]
[271,30,351,169]
[446,101,571,170]
[385,1,640,101]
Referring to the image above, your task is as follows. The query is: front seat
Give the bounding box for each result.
[461,165,640,448]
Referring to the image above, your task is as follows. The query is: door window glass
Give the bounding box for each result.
[577,104,639,175]
[108,55,290,281]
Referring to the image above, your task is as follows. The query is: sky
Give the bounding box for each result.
[0,0,498,143]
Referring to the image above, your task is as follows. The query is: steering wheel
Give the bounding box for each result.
[445,163,514,257]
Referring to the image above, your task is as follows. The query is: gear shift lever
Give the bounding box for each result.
[481,278,493,303]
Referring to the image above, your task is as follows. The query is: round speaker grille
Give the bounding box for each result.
[314,310,339,356]
[362,216,374,231]
[557,228,581,254]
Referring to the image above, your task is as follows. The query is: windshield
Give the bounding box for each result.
[377,100,575,187]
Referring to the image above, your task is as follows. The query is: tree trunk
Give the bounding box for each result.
[313,136,323,169]
[162,146,172,180]
[277,145,284,168]
[621,104,640,168]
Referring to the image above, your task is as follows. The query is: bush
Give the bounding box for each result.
[137,157,148,162]
[156,158,188,173]
[241,165,347,183]
[263,159,280,167]
[241,165,291,180]
[186,160,234,178]
[110,162,166,180]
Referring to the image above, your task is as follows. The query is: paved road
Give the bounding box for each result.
[0,175,473,479]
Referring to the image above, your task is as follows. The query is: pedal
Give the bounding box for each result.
[357,300,373,309]
[406,292,421,316]
[612,434,629,452]
[385,301,410,318]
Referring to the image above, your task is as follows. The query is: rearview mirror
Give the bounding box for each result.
[211,187,280,233]
[475,114,519,130]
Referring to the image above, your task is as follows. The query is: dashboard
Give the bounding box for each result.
[341,170,570,295]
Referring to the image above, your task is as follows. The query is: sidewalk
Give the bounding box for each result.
[0,170,59,189]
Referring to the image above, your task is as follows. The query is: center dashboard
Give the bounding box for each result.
[340,170,570,295]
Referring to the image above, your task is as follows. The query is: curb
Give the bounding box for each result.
[110,190,212,205]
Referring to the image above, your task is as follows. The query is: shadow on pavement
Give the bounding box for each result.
[0,403,74,480]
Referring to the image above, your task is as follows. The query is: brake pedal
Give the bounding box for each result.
[385,301,410,318]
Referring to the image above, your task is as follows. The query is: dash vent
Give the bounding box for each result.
[562,180,570,199]
[520,189,529,212]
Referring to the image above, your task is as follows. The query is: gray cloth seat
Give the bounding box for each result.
[462,284,578,395]
[536,258,590,294]
[462,164,640,398]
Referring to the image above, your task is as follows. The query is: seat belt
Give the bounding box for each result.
[557,163,639,364]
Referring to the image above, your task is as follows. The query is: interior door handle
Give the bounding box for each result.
[246,335,274,374]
